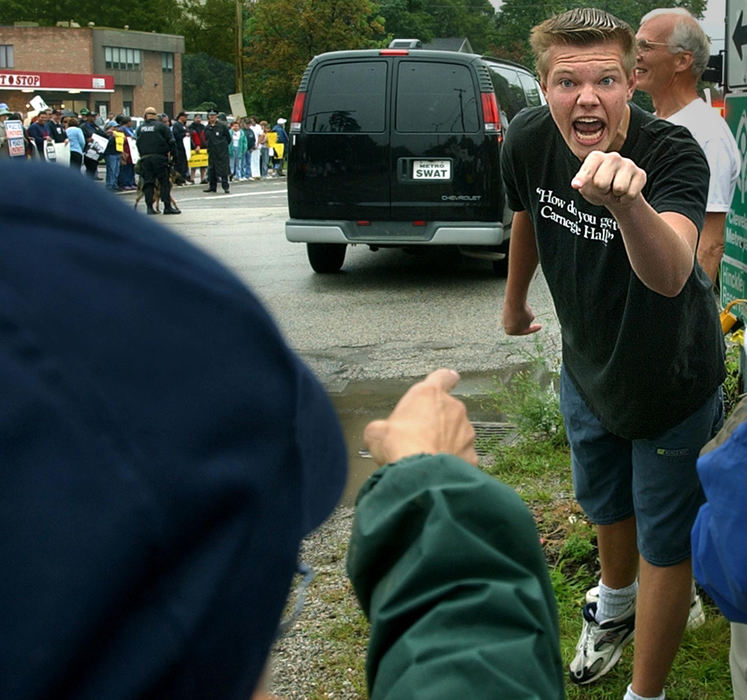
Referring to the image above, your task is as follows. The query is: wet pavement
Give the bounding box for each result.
[160,186,563,505]
[330,369,518,505]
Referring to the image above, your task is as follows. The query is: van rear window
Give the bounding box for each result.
[305,61,387,133]
[396,62,479,133]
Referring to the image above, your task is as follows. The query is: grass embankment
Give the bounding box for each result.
[271,338,740,699]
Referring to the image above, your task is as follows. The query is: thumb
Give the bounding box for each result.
[363,419,388,451]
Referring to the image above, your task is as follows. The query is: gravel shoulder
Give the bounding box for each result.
[267,506,368,700]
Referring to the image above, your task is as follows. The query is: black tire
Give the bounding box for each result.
[492,239,509,277]
[307,243,346,273]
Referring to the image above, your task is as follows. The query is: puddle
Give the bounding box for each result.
[329,369,518,506]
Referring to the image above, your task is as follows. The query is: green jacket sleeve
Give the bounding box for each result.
[346,454,564,700]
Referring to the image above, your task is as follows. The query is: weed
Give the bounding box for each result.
[723,330,744,417]
[559,528,595,567]
[483,341,567,447]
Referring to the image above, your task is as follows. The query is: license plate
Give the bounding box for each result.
[412,159,451,180]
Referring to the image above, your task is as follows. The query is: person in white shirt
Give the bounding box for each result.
[636,8,741,285]
[249,115,263,180]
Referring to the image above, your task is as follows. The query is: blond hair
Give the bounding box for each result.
[531,8,636,79]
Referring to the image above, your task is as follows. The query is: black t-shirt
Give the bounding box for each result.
[501,102,724,439]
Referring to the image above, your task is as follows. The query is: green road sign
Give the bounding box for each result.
[723,93,747,322]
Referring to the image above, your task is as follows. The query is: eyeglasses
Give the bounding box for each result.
[276,562,315,638]
[637,38,684,53]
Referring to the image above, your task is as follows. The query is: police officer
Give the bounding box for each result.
[203,108,231,193]
[136,106,180,215]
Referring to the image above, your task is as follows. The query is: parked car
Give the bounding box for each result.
[285,41,545,274]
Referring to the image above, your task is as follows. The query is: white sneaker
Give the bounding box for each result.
[569,601,636,685]
[585,585,705,630]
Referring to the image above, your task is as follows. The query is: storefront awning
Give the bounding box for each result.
[0,70,114,92]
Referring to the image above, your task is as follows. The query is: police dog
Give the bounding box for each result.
[134,166,186,213]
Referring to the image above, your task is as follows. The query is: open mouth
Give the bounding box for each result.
[573,117,605,145]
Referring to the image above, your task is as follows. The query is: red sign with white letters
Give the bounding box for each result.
[0,70,113,91]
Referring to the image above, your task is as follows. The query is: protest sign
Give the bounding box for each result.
[5,120,26,158]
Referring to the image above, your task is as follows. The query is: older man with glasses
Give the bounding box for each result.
[636,8,740,286]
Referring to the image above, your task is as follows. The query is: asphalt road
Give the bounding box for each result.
[127,176,561,391]
[119,176,562,499]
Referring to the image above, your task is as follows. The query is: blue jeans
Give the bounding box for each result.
[560,367,723,566]
[105,154,121,189]
[242,150,252,179]
[230,153,244,179]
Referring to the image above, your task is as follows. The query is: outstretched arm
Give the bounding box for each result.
[347,369,564,699]
[572,150,697,297]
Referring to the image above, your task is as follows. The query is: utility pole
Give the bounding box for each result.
[235,0,244,94]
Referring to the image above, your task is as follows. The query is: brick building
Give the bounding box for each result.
[0,24,184,118]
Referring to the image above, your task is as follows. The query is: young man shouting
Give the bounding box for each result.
[501,8,724,700]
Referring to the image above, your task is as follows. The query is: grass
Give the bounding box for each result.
[272,340,738,698]
[484,345,735,699]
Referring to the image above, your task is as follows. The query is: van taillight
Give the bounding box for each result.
[481,92,502,140]
[379,49,409,55]
[290,92,306,133]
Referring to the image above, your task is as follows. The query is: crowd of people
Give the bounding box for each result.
[166,110,289,186]
[0,104,290,192]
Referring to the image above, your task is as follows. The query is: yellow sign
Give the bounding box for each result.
[188,150,208,167]
[114,130,126,152]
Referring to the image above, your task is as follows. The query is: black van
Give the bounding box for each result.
[285,43,545,273]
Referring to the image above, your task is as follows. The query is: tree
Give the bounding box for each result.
[493,0,708,70]
[241,0,386,120]
[378,0,498,54]
[182,53,234,112]
[177,0,236,64]
[378,0,436,42]
[0,0,183,34]
[428,0,497,53]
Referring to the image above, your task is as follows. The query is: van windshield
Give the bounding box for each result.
[396,61,479,133]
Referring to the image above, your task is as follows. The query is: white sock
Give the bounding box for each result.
[624,683,665,700]
[597,579,637,622]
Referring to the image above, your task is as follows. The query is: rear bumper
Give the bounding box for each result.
[285,219,508,246]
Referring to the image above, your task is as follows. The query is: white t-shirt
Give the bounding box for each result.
[667,98,741,212]
[250,124,262,150]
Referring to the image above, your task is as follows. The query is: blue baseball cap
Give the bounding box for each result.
[0,161,347,699]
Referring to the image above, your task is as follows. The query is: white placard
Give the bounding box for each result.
[54,142,70,166]
[183,134,191,161]
[228,92,246,118]
[127,136,139,164]
[30,95,49,112]
[44,140,57,162]
[84,132,108,160]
